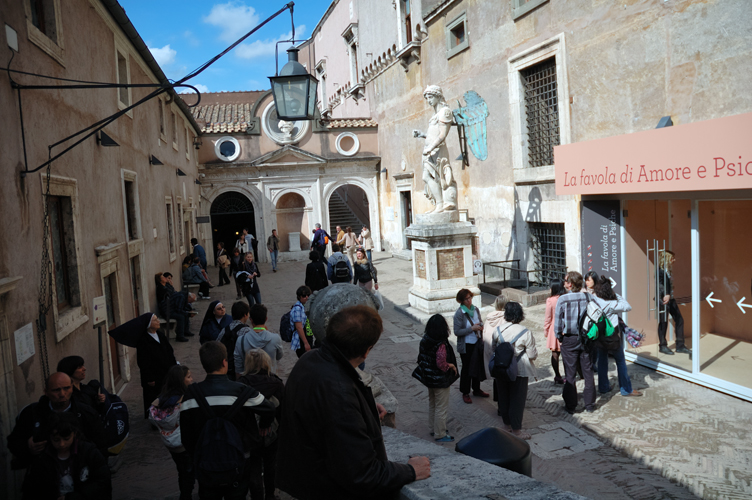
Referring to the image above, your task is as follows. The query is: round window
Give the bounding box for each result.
[214,136,241,162]
[335,132,360,157]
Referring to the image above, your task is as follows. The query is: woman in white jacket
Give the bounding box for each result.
[592,276,642,397]
[490,301,537,440]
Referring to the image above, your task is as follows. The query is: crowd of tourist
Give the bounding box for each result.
[7,222,646,499]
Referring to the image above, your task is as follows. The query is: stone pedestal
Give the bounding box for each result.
[405,215,480,314]
[288,232,301,251]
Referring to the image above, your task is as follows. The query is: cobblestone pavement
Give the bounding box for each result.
[112,253,751,499]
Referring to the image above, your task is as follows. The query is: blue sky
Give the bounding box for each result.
[120,1,331,93]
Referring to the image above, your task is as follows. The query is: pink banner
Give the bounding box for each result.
[554,112,752,195]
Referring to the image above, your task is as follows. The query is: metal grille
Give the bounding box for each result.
[522,58,559,167]
[210,191,254,215]
[529,222,567,285]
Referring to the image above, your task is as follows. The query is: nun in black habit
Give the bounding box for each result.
[111,313,177,418]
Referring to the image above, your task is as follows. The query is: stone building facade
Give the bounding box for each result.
[185,91,381,266]
[300,0,752,286]
[0,1,201,495]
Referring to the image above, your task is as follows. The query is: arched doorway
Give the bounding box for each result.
[276,192,309,252]
[210,192,256,256]
[328,185,370,235]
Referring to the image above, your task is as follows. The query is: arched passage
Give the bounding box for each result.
[210,191,256,255]
[328,185,370,234]
[276,192,309,252]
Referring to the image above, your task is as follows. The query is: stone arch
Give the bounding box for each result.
[202,185,264,262]
[274,191,311,252]
[322,177,380,252]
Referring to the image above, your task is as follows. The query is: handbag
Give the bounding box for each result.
[468,340,487,382]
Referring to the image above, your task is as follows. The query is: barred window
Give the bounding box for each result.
[529,222,566,285]
[522,58,559,167]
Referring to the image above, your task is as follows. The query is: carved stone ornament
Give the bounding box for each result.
[261,102,310,145]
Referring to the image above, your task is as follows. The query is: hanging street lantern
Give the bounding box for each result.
[269,47,319,121]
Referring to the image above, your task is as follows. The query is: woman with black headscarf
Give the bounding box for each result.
[135,313,177,419]
[199,300,232,344]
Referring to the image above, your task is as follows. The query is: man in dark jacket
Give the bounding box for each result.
[192,237,207,269]
[7,372,106,469]
[181,341,276,500]
[277,305,431,499]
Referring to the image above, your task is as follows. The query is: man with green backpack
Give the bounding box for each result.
[554,271,596,414]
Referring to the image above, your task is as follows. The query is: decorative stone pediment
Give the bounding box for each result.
[251,145,327,167]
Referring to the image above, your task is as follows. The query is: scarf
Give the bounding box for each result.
[460,304,476,319]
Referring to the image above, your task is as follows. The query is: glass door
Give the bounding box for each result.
[698,200,752,390]
[624,200,693,372]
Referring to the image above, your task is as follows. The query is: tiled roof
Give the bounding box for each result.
[190,104,378,134]
[191,103,255,134]
[326,118,378,128]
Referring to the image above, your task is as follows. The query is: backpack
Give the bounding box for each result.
[190,383,254,488]
[579,295,619,351]
[219,324,245,378]
[489,326,528,381]
[334,259,349,279]
[279,305,295,342]
[102,392,130,455]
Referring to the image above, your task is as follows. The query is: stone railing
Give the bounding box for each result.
[382,427,587,500]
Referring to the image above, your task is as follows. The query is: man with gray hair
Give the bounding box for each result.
[413,85,458,213]
[311,222,329,260]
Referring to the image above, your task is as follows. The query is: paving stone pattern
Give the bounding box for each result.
[110,253,750,500]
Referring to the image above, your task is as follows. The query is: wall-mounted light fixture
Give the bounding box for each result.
[149,155,163,165]
[96,130,120,147]
[195,179,202,185]
[380,167,388,176]
[193,136,203,149]
[176,168,187,176]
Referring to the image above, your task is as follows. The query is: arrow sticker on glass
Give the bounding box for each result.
[736,297,752,314]
[705,292,722,308]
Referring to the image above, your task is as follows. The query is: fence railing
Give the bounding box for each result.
[482,260,567,294]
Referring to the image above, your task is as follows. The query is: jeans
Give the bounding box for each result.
[246,292,262,307]
[270,250,278,270]
[170,312,189,339]
[218,267,231,285]
[598,345,633,395]
[169,450,195,500]
[658,298,686,348]
[366,249,372,261]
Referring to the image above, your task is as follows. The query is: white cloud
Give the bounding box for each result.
[204,2,260,44]
[150,44,177,66]
[180,83,210,94]
[235,25,306,61]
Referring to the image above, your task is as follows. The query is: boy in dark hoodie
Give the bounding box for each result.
[22,412,111,500]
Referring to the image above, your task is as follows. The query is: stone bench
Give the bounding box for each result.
[157,316,177,339]
[382,427,587,500]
